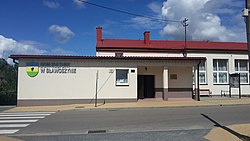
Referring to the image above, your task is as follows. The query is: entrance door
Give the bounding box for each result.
[137,75,155,99]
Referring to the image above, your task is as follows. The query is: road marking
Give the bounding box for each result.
[0,129,19,134]
[0,124,29,128]
[0,112,56,114]
[0,114,52,117]
[0,111,56,135]
[0,116,45,120]
[0,120,38,123]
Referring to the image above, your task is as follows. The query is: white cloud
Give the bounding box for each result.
[51,48,75,55]
[130,17,163,30]
[49,25,75,43]
[160,0,246,42]
[128,1,163,30]
[0,35,76,64]
[73,0,86,9]
[147,1,162,14]
[0,35,47,64]
[43,0,60,9]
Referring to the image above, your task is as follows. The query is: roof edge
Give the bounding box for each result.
[9,54,206,61]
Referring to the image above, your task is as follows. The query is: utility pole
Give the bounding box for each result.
[244,0,250,73]
[182,18,188,57]
[95,70,99,107]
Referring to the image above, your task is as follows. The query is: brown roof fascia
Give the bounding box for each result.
[9,54,206,61]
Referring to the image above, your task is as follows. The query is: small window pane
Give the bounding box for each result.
[199,72,205,83]
[213,60,217,71]
[239,60,247,71]
[199,61,205,71]
[240,73,248,83]
[213,73,217,83]
[116,69,128,85]
[235,60,239,71]
[219,73,227,83]
[218,60,227,71]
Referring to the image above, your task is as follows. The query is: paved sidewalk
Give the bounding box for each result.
[4,97,250,113]
[204,124,250,141]
[0,136,23,141]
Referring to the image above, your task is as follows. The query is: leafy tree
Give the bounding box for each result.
[0,58,17,105]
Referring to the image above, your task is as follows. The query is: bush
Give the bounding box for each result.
[0,91,17,105]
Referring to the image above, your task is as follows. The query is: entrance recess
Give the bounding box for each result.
[137,75,155,99]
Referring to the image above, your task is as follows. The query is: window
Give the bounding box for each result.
[116,69,129,85]
[115,53,123,57]
[199,61,206,84]
[213,59,228,84]
[235,60,249,84]
[192,61,206,84]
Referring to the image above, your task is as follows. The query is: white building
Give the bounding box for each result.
[10,27,248,106]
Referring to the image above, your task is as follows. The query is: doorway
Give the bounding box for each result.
[137,75,155,99]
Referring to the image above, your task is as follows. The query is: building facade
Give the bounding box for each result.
[9,27,248,106]
[96,27,249,97]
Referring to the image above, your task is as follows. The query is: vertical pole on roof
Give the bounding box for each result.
[95,70,99,107]
[182,18,188,57]
[244,0,250,74]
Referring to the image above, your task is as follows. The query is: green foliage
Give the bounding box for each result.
[0,58,17,105]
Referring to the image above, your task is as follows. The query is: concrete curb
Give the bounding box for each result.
[4,98,250,113]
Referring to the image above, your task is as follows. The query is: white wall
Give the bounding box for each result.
[96,52,183,57]
[18,59,137,100]
[168,67,193,88]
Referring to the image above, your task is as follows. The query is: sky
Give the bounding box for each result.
[0,0,247,63]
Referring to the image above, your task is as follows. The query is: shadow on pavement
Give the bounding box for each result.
[0,106,16,112]
[201,113,250,141]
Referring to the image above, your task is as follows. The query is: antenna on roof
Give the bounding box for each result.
[182,18,188,57]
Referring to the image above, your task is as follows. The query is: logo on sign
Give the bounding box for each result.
[26,62,39,77]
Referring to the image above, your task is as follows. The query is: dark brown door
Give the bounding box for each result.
[137,75,144,99]
[137,75,155,99]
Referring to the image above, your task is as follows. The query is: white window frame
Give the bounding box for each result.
[199,61,207,84]
[116,69,129,86]
[213,59,228,84]
[192,61,206,84]
[234,59,249,84]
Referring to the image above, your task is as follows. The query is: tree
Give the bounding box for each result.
[0,58,17,105]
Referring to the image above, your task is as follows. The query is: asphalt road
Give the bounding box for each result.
[0,106,15,112]
[9,105,250,140]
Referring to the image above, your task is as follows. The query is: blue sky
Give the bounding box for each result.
[0,0,247,63]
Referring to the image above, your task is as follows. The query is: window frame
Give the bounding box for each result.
[192,61,207,85]
[199,61,207,84]
[234,59,249,84]
[115,69,129,86]
[213,59,228,84]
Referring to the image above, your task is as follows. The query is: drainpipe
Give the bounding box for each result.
[13,59,18,106]
[196,61,201,101]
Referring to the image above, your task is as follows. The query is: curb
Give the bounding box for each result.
[3,99,250,113]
